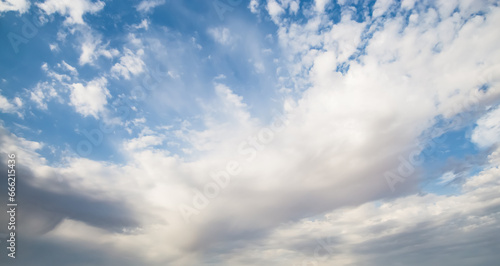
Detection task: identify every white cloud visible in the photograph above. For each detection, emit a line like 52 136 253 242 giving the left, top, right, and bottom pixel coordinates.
178 83 254 152
37 0 105 25
267 0 285 23
314 0 330 13
214 74 226 80
124 128 165 151
29 81 59 110
289 0 299 14
49 43 59 52
136 0 165 13
78 28 119 65
69 77 110 118
111 49 145 80
133 117 146 125
471 106 500 148
249 0 259 14
3 2 500 266
437 171 457 185
401 0 417 9
61 60 78 76
41 62 73 83
131 19 150 30
0 92 22 115
215 83 247 110
0 0 30 14
372 0 394 17
208 27 232 45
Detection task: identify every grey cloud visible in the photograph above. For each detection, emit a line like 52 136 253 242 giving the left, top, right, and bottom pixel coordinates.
0 155 139 237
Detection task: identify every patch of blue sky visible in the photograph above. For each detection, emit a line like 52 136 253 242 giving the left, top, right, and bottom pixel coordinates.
0 1 277 163
418 126 483 195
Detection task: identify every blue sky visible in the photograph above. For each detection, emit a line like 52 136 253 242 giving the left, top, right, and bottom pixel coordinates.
1 0 500 265
0 0 290 163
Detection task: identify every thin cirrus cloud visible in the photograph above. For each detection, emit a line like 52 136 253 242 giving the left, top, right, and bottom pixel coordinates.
0 0 499 265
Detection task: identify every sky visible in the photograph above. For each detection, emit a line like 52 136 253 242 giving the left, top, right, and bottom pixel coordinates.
0 0 500 265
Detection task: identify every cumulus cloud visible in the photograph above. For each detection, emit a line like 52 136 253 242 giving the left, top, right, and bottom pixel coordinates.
37 0 105 25
249 0 259 14
372 0 394 17
111 49 146 80
131 19 150 30
267 0 285 23
2 1 500 266
69 77 110 118
314 0 330 13
237 151 500 265
0 0 30 14
29 81 59 110
124 127 165 151
471 106 500 148
78 29 119 65
0 92 22 115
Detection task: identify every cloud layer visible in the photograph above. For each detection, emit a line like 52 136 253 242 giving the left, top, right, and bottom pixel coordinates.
0 0 499 265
